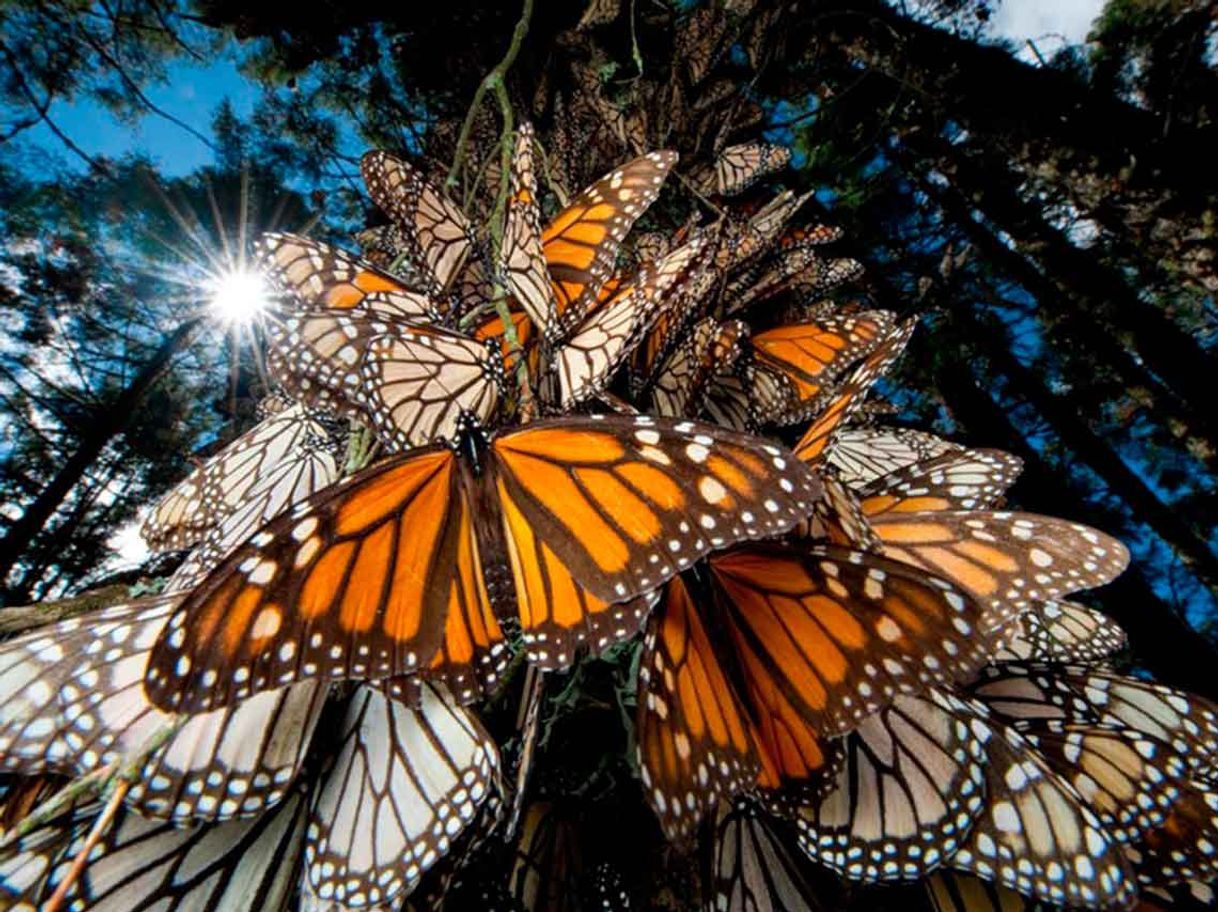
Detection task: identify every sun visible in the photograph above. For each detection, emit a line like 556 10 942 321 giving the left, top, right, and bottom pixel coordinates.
207 268 271 325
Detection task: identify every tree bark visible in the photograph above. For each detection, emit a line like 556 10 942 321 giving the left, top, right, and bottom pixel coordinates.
0 319 201 604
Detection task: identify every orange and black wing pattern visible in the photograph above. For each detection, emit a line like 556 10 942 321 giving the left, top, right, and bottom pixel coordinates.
858 449 1024 516
256 232 437 322
868 511 1130 632
636 577 767 840
792 320 917 467
361 150 473 294
146 447 467 712
542 151 677 342
709 543 992 737
490 414 821 606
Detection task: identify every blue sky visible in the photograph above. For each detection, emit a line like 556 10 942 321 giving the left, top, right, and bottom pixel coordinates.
18 52 257 176
9 1 1109 176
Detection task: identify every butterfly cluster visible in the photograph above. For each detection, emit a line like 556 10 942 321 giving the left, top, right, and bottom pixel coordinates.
0 128 1214 912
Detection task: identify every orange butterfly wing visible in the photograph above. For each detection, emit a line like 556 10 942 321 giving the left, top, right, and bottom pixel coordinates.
146 448 468 712
491 415 821 605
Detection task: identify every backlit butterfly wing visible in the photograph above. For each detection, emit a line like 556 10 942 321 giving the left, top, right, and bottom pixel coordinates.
858 449 1024 516
798 471 879 549
359 325 503 451
783 691 988 881
677 7 729 83
490 414 821 605
707 800 835 912
792 321 917 468
510 801 584 912
830 427 963 488
146 446 464 712
361 151 473 294
0 598 326 824
945 701 1136 909
716 190 813 274
3 788 308 912
256 232 436 321
542 151 677 342
709 544 992 737
991 600 1128 663
550 235 707 408
779 223 846 250
636 577 765 840
303 683 498 908
502 123 558 331
166 439 341 593
142 404 334 552
868 511 1130 633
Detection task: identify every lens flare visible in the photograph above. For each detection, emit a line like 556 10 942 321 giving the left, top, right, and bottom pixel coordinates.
208 268 270 324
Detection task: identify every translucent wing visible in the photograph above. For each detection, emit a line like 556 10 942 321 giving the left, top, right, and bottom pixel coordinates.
970 664 1218 785
858 449 1024 516
255 231 436 320
0 787 307 911
303 683 498 908
542 151 677 342
550 235 707 408
707 799 834 912
946 700 1136 909
502 123 558 331
361 151 473 293
927 871 1050 912
650 317 746 420
869 511 1130 633
142 404 335 552
0 598 326 823
491 414 821 605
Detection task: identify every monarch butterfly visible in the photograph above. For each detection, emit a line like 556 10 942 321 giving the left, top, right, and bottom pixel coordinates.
141 403 340 553
0 597 327 824
144 414 821 713
649 317 747 420
856 448 1024 516
943 699 1136 909
269 312 504 452
747 310 897 424
0 786 308 911
868 511 1130 633
705 799 837 912
695 142 791 197
778 223 846 251
927 871 1050 912
302 683 499 907
255 232 437 323
676 7 730 83
510 801 583 912
990 600 1128 664
577 0 619 29
724 251 863 316
792 320 918 467
829 427 964 488
361 150 474 297
716 190 814 274
782 690 988 881
969 664 1218 785
636 543 992 839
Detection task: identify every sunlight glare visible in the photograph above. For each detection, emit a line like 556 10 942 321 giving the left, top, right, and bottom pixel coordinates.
208 268 271 324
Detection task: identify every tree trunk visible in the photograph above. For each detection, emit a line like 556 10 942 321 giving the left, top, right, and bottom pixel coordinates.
0 319 201 604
